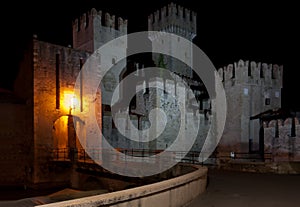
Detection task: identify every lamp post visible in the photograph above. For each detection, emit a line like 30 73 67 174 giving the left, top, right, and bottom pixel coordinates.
68 94 78 162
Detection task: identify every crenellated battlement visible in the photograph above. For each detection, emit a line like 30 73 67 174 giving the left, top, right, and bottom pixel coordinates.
148 2 197 39
264 117 300 140
72 8 128 52
264 117 300 162
264 117 299 129
72 8 128 33
218 59 283 88
134 75 209 115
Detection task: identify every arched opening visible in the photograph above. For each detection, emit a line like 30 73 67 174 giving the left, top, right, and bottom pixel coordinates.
53 115 69 160
52 115 85 161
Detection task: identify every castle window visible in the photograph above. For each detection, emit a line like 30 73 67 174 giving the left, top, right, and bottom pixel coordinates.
204 109 209 120
80 58 84 112
112 120 117 129
145 81 150 94
272 69 277 79
200 99 203 110
291 118 296 137
129 95 136 110
56 54 60 109
103 104 111 112
112 58 116 65
77 20 81 32
248 64 252 77
265 98 270 105
223 70 225 82
260 67 264 78
275 120 279 138
232 65 235 79
85 15 89 28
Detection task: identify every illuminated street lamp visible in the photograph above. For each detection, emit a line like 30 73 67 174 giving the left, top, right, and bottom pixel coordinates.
63 91 78 115
69 95 78 115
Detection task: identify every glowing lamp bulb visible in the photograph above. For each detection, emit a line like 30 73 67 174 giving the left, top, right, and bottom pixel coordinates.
70 95 78 110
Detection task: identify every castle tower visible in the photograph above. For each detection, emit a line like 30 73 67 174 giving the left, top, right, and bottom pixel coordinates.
72 8 127 53
148 2 197 78
72 8 128 105
218 60 283 154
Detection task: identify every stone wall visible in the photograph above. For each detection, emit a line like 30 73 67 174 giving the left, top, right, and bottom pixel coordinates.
13 38 103 186
72 8 127 53
6 6 126 187
148 2 197 79
218 60 283 153
73 8 127 106
39 165 208 207
102 76 210 152
0 101 31 186
31 39 91 184
148 2 197 39
264 117 300 161
0 40 35 187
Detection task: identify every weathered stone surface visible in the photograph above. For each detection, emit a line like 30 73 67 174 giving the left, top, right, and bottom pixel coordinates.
218 60 283 154
264 117 300 162
39 165 208 207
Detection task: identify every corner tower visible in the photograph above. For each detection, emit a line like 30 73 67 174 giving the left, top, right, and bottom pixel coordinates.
218 60 283 154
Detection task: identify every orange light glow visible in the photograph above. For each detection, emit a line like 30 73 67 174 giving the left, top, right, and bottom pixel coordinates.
62 91 78 113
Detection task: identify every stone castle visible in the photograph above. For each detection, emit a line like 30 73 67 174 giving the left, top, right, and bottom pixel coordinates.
0 2 299 188
218 60 283 154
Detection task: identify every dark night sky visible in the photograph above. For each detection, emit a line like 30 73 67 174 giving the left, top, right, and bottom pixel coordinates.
2 0 299 110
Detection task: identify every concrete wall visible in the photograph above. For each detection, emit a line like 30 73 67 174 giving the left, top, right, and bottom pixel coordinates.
39 165 207 207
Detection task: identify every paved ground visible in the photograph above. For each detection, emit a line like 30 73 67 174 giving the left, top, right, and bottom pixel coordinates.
189 168 300 207
0 188 108 207
1 168 300 207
